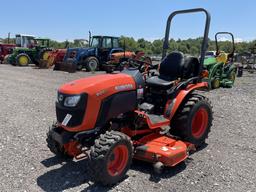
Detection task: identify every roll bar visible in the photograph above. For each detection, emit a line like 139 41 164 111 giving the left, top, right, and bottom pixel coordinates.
162 8 211 72
215 32 235 55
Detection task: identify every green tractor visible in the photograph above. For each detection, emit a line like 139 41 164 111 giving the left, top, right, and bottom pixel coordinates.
7 34 52 66
204 32 236 89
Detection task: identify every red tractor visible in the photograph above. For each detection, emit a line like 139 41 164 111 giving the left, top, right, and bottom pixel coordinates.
47 8 212 185
0 43 15 63
45 49 67 69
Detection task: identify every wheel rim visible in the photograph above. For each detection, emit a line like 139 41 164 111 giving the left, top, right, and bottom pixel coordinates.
42 51 50 60
107 144 129 176
19 56 29 65
191 107 209 138
213 79 220 88
88 60 97 70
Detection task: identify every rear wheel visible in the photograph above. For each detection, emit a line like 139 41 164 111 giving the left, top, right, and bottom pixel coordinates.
37 48 53 67
85 56 99 71
89 131 133 185
16 53 31 66
38 48 52 61
171 94 213 146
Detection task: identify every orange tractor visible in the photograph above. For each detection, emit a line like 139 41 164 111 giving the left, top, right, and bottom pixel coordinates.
46 8 212 185
104 50 152 73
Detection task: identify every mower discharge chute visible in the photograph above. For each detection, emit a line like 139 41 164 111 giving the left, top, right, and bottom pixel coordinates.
203 32 236 88
47 8 213 185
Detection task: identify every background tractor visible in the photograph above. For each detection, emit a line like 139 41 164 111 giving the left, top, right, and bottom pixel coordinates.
7 34 52 66
57 35 150 72
0 43 16 63
104 50 152 73
59 35 123 72
46 49 67 69
45 41 70 69
203 32 236 89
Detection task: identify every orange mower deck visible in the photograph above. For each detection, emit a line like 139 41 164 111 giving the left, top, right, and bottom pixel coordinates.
134 133 194 167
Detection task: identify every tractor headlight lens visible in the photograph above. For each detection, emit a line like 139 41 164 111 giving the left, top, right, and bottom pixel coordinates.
64 95 81 107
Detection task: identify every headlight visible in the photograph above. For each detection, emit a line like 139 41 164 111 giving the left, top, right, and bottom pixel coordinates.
64 95 81 107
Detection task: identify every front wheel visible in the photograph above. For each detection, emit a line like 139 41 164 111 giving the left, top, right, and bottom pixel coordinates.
46 130 71 159
88 131 133 185
16 53 31 66
171 94 213 146
85 56 99 72
211 78 220 89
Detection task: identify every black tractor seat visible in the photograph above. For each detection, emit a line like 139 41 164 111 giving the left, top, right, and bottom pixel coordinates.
146 51 200 89
146 76 175 89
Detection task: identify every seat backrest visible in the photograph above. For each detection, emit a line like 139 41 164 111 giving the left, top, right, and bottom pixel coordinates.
182 56 200 79
159 51 200 81
216 52 228 63
159 51 184 81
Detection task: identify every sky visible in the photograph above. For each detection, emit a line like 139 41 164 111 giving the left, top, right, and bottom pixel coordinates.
0 0 255 42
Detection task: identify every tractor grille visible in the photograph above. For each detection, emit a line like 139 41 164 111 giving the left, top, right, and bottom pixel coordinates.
56 93 87 127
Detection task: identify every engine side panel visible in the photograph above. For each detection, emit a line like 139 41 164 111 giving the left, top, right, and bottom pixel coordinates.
96 91 137 127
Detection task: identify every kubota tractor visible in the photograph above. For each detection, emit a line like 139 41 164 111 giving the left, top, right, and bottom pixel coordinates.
203 32 237 88
47 8 213 185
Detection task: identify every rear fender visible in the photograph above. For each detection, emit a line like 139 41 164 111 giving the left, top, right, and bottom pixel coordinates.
209 62 223 79
165 82 208 120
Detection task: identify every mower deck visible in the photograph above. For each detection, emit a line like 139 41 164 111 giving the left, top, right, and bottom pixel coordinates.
134 133 194 167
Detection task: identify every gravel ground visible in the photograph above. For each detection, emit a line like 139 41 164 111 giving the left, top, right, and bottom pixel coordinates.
0 64 256 192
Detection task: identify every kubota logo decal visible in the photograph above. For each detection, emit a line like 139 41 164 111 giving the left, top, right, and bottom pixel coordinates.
115 84 133 91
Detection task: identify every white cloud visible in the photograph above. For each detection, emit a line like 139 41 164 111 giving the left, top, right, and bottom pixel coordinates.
234 38 243 43
217 36 244 43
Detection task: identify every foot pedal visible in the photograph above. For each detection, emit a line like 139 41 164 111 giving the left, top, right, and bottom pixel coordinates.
160 125 170 135
147 114 168 124
146 114 170 129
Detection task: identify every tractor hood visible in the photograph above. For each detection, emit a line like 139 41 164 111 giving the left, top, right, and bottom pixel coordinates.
58 73 136 97
13 47 31 51
66 47 96 60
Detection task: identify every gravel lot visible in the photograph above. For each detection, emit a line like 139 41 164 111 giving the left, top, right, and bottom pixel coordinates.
0 64 256 192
